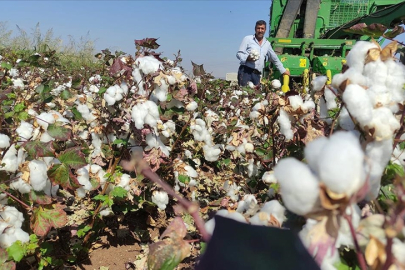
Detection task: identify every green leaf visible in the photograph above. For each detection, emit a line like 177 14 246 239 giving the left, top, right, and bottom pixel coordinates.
30 204 68 237
6 241 25 262
48 163 81 191
94 194 109 202
77 225 92 238
98 87 107 96
58 147 86 169
113 139 128 146
60 90 72 100
4 112 14 119
110 186 127 199
18 111 29 121
13 103 25 113
1 62 12 70
47 123 71 141
71 107 83 121
29 190 52 205
23 141 55 158
178 175 190 184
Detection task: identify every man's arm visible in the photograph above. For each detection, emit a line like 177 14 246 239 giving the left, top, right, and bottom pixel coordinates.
236 36 253 64
267 45 289 75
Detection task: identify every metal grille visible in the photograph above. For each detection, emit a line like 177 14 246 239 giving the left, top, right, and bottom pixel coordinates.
329 0 369 28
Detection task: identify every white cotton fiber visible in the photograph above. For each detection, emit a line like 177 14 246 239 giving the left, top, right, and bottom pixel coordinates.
203 144 221 162
118 174 131 191
145 133 170 157
260 200 286 225
304 136 328 174
288 95 303 111
29 160 48 191
76 104 96 123
277 109 293 141
271 79 281 89
365 139 393 200
152 79 169 102
0 134 10 148
311 76 327 92
274 158 320 216
136 56 161 75
338 107 355 130
1 144 18 172
324 87 337 110
345 41 379 72
368 107 400 140
343 84 373 127
317 131 365 197
10 175 32 194
262 171 277 184
16 121 34 141
152 190 169 210
186 101 198 111
36 112 56 130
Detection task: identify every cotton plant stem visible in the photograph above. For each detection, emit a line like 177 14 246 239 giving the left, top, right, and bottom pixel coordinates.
171 115 192 152
138 159 211 242
382 236 394 270
344 214 367 270
1 189 31 210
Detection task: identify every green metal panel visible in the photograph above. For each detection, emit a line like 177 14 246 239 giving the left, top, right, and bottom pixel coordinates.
312 56 346 76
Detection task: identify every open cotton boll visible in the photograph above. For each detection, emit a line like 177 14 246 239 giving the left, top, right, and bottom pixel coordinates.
36 112 56 130
29 160 48 191
262 171 277 184
12 78 24 89
304 136 328 174
368 107 400 140
236 194 257 213
40 131 54 143
99 207 114 217
274 158 320 216
118 174 131 191
1 144 18 172
288 95 304 110
271 79 281 89
203 144 221 162
0 134 10 148
186 101 198 111
324 87 337 110
131 100 160 129
302 98 315 111
247 81 255 89
152 190 169 210
338 106 356 131
365 139 393 200
277 109 293 141
132 68 145 95
346 41 379 71
136 55 161 75
43 179 59 197
343 84 373 127
261 200 286 224
145 133 170 157
364 59 388 86
223 181 240 201
317 131 365 197
10 175 32 194
311 76 327 92
76 104 96 123
16 121 34 142
152 79 169 102
366 85 391 109
91 133 102 158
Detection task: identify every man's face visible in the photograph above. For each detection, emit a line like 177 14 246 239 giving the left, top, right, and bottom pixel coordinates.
255 24 266 39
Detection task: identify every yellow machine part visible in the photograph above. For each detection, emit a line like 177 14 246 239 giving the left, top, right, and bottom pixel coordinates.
281 68 290 92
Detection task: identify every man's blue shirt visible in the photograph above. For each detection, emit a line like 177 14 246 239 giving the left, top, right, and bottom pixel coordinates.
236 35 286 74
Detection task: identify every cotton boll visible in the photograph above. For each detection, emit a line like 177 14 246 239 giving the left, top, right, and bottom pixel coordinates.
99 207 114 217
0 134 10 148
152 190 169 210
247 81 255 88
37 112 56 130
364 59 388 86
277 109 293 141
1 144 18 172
304 136 328 174
343 84 373 127
12 78 24 89
152 79 169 102
302 99 315 111
288 95 304 110
261 200 286 225
271 79 281 89
367 85 391 108
338 106 356 130
16 121 34 142
104 91 117 106
132 68 145 95
365 139 393 200
91 133 102 158
40 131 54 143
136 56 161 75
29 160 48 191
77 166 92 191
262 171 277 184
311 76 327 92
77 104 96 123
43 179 59 197
145 133 170 157
203 144 221 162
274 158 320 215
317 131 365 197
186 101 198 111
346 41 379 72
236 194 257 213
118 174 131 191
368 107 400 140
223 181 240 201
324 87 337 110
10 175 32 194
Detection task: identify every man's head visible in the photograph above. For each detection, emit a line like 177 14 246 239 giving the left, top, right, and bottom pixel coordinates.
255 20 266 40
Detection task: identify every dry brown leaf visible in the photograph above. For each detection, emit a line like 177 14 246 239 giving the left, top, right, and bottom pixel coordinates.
366 48 381 64
381 41 398 61
319 183 349 211
365 235 386 269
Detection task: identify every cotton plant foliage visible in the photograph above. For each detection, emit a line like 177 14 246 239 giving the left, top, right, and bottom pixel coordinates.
1 37 405 270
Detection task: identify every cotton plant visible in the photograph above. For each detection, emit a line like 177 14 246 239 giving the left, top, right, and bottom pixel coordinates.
173 158 199 191
190 117 222 162
0 205 30 248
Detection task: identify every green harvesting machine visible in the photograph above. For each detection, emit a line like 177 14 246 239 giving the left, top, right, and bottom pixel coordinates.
264 0 405 92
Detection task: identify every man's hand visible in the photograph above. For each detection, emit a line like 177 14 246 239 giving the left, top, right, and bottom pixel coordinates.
246 55 255 62
282 70 290 76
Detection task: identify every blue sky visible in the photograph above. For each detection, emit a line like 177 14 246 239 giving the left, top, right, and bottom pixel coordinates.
1 1 273 78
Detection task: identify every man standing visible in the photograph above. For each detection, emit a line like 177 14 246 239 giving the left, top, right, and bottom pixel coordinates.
236 20 290 86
